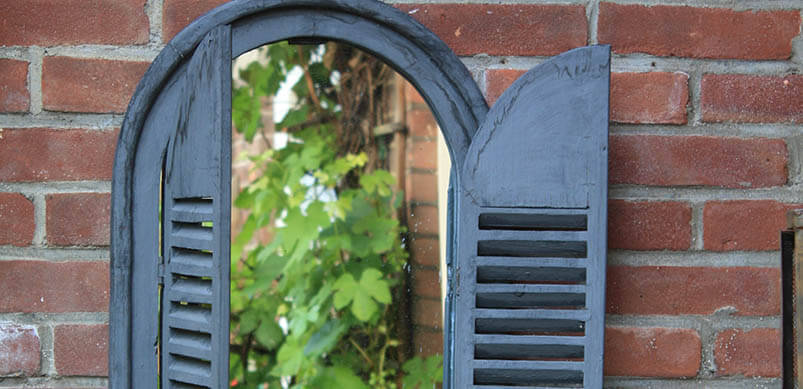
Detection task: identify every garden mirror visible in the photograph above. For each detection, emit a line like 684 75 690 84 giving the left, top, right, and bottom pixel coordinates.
111 1 610 388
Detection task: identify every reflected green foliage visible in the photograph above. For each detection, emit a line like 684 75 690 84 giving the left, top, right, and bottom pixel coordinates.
230 42 443 388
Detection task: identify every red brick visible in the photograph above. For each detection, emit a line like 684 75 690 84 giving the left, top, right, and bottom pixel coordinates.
607 266 780 316
163 0 229 41
0 0 148 46
611 72 688 124
486 69 524 106
412 268 442 299
0 194 34 247
0 323 40 376
409 205 439 236
608 200 691 251
47 193 111 247
0 59 29 113
395 4 587 56
610 135 788 188
604 327 700 377
0 129 117 182
406 109 438 138
54 324 108 376
409 172 438 204
413 298 442 329
42 57 149 113
409 140 437 170
598 4 801 60
413 328 443 357
409 237 440 267
488 70 689 124
704 200 801 251
0 261 109 313
715 328 781 377
701 74 803 124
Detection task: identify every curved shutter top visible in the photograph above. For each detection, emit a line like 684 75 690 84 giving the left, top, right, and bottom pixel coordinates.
461 45 610 208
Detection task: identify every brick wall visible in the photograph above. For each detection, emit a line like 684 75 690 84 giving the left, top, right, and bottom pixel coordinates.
0 0 800 387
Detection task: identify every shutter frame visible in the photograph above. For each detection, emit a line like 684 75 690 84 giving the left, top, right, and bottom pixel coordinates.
160 24 231 389
453 45 610 388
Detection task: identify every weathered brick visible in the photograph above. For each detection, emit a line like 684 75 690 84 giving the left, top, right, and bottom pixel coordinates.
413 328 443 357
413 297 442 329
395 4 587 56
487 70 689 124
163 0 229 41
409 140 438 170
610 135 788 188
408 204 439 236
701 74 803 124
409 172 438 204
0 261 109 313
704 200 801 251
485 69 523 107
604 327 700 377
608 200 691 251
611 72 688 124
411 267 442 299
409 237 440 267
0 59 29 113
0 129 117 182
607 266 780 316
46 193 111 247
598 3 801 59
0 323 40 376
406 109 438 138
42 57 149 113
0 0 148 46
715 328 781 377
54 324 108 376
0 194 35 247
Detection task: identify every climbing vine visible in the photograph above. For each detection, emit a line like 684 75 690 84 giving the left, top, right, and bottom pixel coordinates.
229 42 443 388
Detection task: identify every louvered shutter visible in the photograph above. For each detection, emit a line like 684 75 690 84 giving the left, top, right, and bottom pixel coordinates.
160 25 231 389
452 45 610 388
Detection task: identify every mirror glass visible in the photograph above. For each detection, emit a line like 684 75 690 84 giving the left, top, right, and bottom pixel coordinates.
229 41 449 388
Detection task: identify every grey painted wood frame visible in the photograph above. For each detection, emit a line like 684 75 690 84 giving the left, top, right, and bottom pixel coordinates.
111 0 610 387
112 1 486 388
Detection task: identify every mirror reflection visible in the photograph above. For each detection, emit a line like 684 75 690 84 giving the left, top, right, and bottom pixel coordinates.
229 41 449 388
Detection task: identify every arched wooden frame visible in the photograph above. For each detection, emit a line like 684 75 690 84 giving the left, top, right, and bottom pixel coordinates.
111 1 488 387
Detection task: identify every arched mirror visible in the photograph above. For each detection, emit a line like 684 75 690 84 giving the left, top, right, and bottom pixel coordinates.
228 41 449 387
111 1 610 388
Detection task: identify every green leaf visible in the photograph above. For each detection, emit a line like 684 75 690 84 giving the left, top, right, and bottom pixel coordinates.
332 273 357 310
238 310 260 334
311 365 369 389
351 290 377 321
255 319 283 350
360 268 391 304
304 320 346 356
402 354 443 389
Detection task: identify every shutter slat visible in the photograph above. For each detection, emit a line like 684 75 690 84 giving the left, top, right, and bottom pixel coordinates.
167 328 213 360
168 277 214 304
473 360 584 371
167 303 212 332
166 354 212 387
477 230 588 241
171 198 214 223
474 309 590 321
170 223 214 251
170 248 214 277
475 334 586 346
475 284 586 294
